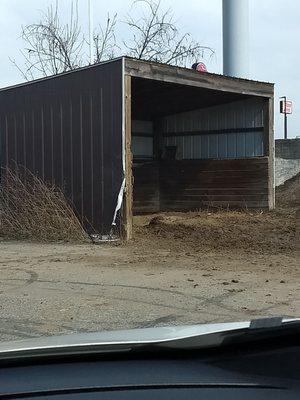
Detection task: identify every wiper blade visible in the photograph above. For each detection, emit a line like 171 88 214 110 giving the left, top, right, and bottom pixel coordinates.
0 317 299 361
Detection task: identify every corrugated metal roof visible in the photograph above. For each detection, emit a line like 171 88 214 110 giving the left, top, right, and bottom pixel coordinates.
0 58 124 93
0 56 274 94
126 57 274 86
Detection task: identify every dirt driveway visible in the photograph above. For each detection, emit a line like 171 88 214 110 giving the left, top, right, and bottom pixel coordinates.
0 209 299 342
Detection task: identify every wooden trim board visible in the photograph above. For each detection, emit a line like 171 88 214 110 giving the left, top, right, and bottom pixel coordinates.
122 74 133 240
263 97 275 209
125 58 274 98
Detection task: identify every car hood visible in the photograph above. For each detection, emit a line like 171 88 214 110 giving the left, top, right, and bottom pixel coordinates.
0 317 299 361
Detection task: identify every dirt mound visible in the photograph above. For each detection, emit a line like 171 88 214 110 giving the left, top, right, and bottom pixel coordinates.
276 172 300 207
133 210 297 254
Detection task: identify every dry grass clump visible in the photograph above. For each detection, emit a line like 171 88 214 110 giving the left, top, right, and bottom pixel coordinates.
0 167 89 242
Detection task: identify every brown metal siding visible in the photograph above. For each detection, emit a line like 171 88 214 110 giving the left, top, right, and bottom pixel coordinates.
0 59 123 235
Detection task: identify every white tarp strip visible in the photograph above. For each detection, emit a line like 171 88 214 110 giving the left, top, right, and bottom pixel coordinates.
111 178 126 226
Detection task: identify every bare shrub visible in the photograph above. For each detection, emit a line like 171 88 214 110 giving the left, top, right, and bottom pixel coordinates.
0 167 90 242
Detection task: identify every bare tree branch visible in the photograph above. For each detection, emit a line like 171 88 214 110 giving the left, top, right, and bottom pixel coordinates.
94 14 119 62
123 0 214 67
12 0 214 80
14 1 84 80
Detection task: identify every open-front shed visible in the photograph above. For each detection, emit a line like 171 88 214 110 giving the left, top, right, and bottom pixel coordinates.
0 57 274 240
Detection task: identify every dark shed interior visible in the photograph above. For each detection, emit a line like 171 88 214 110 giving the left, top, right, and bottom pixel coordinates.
130 76 270 214
131 77 250 119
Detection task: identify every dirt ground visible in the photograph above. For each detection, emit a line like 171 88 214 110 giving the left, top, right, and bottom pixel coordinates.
276 171 300 208
0 208 299 342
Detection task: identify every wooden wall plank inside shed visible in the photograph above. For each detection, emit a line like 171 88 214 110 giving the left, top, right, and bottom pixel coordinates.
133 157 270 214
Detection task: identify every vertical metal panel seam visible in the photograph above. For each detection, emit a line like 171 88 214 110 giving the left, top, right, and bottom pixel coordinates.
13 114 17 164
121 57 125 173
50 105 54 182
100 87 104 233
110 72 114 198
22 112 26 169
60 102 64 188
5 115 8 167
41 105 45 179
69 99 74 205
90 93 94 226
31 110 35 172
80 94 84 223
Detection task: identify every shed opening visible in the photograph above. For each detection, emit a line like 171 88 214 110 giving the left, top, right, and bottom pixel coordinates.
130 77 270 215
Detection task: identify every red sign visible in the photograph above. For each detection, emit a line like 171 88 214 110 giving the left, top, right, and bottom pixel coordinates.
280 100 293 114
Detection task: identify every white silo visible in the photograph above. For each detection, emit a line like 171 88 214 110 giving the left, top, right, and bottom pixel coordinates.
222 0 250 78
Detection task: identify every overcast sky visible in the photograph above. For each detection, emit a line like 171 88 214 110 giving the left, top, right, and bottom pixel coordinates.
0 0 299 138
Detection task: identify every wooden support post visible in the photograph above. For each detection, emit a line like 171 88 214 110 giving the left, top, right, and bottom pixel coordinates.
122 74 133 240
263 97 275 210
